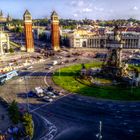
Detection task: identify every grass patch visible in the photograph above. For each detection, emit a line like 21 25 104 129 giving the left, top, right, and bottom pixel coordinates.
53 62 140 101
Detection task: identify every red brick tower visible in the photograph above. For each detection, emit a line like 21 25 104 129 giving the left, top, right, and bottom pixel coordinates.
23 10 34 53
51 11 60 51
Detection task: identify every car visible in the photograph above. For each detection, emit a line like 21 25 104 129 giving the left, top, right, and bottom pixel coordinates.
47 92 57 98
28 66 33 69
17 92 27 98
45 67 50 70
52 60 58 65
35 87 44 94
54 91 62 96
36 92 44 98
47 86 54 92
27 91 37 98
48 66 53 70
57 56 63 59
60 61 65 64
42 96 53 102
43 88 48 94
22 67 28 70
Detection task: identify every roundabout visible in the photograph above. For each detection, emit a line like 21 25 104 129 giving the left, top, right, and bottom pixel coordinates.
53 26 140 101
53 62 140 101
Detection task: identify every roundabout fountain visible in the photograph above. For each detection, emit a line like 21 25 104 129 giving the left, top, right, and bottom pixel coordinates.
80 25 140 87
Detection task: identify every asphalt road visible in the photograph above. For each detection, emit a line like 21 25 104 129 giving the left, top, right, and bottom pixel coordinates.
31 94 140 140
1 50 140 140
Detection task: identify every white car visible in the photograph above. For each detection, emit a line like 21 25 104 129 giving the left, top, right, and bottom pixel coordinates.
27 66 33 69
43 96 53 102
47 92 57 98
48 66 53 70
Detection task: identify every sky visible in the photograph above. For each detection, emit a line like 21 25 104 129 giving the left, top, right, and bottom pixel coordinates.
0 0 140 20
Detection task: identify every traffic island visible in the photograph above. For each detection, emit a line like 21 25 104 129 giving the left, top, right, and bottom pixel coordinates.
53 62 140 101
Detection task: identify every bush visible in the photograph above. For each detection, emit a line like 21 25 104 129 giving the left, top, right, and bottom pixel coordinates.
22 113 34 138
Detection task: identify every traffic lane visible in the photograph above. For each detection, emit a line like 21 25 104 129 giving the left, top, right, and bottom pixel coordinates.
35 94 140 140
32 112 48 140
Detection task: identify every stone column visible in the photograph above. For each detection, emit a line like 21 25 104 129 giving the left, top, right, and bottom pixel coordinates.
0 41 4 55
7 35 10 50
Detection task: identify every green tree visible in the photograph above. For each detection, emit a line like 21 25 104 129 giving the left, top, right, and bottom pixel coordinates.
9 48 14 53
39 32 46 41
8 100 20 124
15 26 23 33
22 113 34 138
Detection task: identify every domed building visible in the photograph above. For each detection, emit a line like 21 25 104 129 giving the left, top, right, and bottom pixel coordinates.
0 10 12 23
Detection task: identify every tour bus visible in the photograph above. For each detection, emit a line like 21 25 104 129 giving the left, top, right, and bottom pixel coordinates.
0 70 18 85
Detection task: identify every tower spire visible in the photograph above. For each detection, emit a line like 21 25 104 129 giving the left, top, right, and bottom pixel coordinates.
51 10 60 51
23 10 34 53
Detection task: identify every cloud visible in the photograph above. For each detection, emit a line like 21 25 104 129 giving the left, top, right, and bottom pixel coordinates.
133 6 138 10
82 8 92 12
70 0 93 18
73 13 78 17
94 6 104 12
77 0 84 7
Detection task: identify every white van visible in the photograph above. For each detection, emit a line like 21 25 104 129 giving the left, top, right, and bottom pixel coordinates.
35 87 44 97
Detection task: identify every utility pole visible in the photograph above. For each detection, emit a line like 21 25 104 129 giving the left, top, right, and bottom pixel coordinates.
96 121 102 140
59 65 60 78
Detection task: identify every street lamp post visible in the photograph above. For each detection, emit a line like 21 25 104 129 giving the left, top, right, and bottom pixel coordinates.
96 121 102 140
59 65 60 78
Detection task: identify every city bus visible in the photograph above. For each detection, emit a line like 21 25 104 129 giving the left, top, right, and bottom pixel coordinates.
0 70 18 85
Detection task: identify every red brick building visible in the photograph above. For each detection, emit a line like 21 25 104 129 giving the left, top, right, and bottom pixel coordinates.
51 11 60 51
23 10 34 53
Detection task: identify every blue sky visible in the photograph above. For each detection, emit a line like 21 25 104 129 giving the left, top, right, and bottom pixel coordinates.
0 0 140 20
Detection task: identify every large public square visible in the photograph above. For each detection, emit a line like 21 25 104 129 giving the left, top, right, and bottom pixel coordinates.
0 0 140 139
0 48 139 140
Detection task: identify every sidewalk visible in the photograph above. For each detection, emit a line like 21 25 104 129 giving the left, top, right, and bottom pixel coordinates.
0 104 11 132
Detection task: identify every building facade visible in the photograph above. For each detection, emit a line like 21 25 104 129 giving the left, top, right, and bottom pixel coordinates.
51 11 60 51
0 31 10 55
69 31 140 49
23 10 34 53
